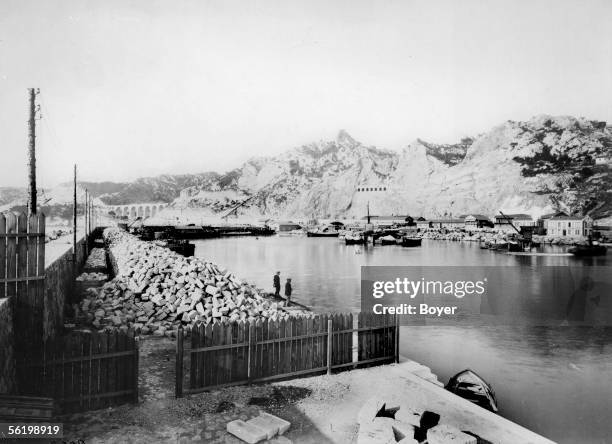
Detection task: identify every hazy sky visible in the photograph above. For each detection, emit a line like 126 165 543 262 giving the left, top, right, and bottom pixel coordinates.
1 0 611 187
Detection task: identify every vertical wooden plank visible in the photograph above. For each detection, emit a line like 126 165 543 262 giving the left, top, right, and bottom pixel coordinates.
133 335 140 403
237 321 246 381
267 318 275 377
290 317 297 373
0 214 6 300
212 322 223 387
247 321 254 382
189 324 198 390
176 327 184 397
5 213 17 300
16 213 28 334
27 214 38 344
36 214 46 341
118 330 128 404
327 319 332 375
106 330 117 408
305 317 313 370
204 323 213 387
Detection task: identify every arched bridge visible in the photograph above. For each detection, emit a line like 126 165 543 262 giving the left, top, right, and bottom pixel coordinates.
107 203 168 218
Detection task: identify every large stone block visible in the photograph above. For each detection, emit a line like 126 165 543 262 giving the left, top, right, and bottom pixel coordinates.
357 417 396 444
258 412 291 435
357 397 386 425
227 419 267 443
427 424 477 444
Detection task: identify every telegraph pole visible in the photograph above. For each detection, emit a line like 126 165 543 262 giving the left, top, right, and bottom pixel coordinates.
28 88 38 214
73 165 77 267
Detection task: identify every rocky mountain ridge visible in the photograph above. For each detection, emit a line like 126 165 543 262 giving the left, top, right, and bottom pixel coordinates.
1 115 610 220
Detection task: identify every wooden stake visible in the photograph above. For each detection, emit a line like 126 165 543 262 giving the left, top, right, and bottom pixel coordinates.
327 319 332 375
73 164 77 269
28 88 37 214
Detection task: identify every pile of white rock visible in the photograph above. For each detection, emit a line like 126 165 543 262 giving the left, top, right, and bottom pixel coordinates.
78 228 309 336
76 272 108 282
83 247 106 271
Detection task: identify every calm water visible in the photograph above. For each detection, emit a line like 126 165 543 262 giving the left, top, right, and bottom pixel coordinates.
194 236 612 443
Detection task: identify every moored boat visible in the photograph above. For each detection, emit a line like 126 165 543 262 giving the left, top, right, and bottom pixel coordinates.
569 244 607 256
306 226 340 237
345 232 366 245
379 234 398 245
401 236 422 247
446 369 498 413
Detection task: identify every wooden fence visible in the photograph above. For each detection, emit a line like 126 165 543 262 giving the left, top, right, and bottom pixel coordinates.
176 313 398 396
24 330 139 413
0 213 45 356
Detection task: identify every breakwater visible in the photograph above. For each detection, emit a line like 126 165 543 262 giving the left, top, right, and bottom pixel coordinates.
77 228 309 336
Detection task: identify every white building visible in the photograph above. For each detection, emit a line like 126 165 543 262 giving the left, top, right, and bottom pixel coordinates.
545 215 592 237
494 214 535 232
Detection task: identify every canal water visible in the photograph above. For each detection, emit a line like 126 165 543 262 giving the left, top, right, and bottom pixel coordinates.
194 236 612 443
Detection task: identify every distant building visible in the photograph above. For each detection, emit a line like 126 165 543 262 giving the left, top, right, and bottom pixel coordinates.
360 215 412 226
463 214 493 230
494 214 535 232
427 218 465 229
545 215 592 237
356 186 387 192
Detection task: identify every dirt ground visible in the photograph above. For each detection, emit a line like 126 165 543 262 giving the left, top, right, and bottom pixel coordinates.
60 337 550 444
61 337 335 443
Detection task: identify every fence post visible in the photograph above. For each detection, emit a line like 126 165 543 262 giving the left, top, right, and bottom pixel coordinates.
247 322 254 382
133 336 140 403
394 314 400 364
327 319 332 375
175 327 184 398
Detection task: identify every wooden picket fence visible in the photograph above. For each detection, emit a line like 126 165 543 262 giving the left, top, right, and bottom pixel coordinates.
24 329 139 413
176 312 398 396
0 212 46 360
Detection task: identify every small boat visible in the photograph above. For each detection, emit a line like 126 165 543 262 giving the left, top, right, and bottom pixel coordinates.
345 232 366 245
401 236 422 247
446 369 498 412
379 235 398 246
160 239 195 257
569 244 607 256
507 241 523 252
307 225 340 237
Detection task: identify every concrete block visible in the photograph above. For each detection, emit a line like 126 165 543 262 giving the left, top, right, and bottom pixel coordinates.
357 417 396 444
427 424 477 444
246 416 279 439
391 421 417 441
259 412 291 435
394 407 421 427
226 419 267 444
357 397 386 425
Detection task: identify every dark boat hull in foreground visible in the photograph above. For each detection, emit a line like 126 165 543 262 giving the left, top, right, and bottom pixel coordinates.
307 231 339 237
401 237 422 247
446 369 498 412
569 244 607 256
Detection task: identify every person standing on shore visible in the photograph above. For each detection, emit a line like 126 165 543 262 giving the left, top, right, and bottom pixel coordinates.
273 271 281 296
285 278 292 306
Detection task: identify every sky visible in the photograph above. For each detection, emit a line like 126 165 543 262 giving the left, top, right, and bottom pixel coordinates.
1 0 611 188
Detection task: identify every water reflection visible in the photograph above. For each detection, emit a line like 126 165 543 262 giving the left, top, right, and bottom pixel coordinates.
194 236 612 443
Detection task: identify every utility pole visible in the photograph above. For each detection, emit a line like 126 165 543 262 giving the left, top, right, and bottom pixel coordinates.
28 88 38 214
85 189 89 255
73 165 77 267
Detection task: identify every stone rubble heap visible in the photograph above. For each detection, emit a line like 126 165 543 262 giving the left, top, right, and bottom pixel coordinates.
83 247 106 271
357 398 477 444
78 228 308 336
76 272 108 282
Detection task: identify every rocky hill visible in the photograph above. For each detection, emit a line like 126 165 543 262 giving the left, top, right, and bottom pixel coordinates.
2 115 610 220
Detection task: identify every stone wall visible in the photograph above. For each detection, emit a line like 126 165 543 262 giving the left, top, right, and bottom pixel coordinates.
43 234 91 341
0 297 16 393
